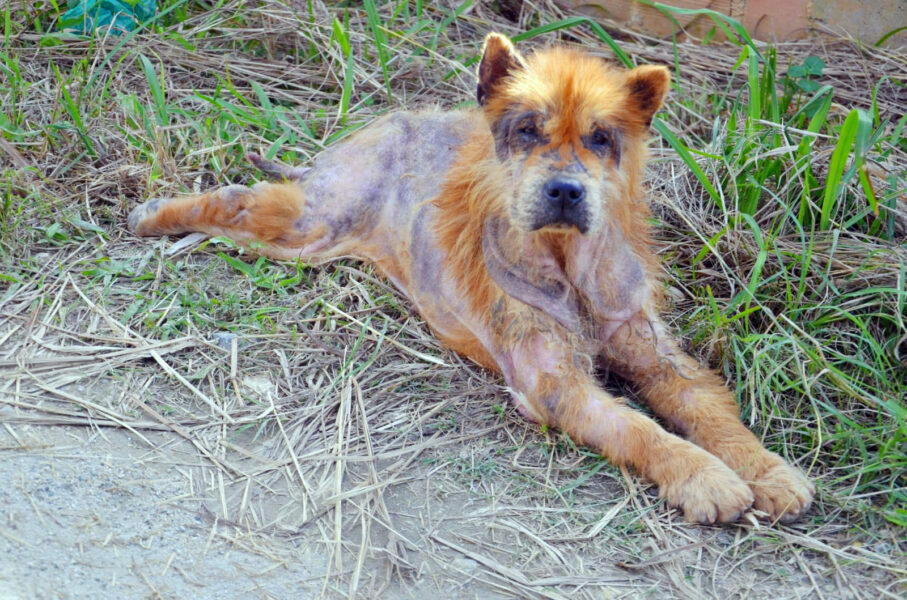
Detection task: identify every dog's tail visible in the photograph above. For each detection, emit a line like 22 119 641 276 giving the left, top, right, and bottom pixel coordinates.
248 152 310 182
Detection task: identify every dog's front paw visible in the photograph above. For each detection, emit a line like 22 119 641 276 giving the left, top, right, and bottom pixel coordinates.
748 452 814 523
660 457 754 524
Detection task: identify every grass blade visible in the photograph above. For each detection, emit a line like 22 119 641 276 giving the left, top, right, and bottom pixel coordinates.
876 25 907 46
654 117 723 210
139 54 167 126
363 0 392 101
820 109 858 228
52 62 96 157
333 17 354 125
821 109 873 228
512 17 633 68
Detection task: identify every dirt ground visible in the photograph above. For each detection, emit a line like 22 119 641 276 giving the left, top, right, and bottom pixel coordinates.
0 425 327 598
3 419 891 600
1 298 901 599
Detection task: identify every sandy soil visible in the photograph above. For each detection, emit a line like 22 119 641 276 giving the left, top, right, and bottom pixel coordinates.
2 388 895 599
0 424 331 599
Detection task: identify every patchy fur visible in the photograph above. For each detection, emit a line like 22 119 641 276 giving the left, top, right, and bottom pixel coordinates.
128 33 813 524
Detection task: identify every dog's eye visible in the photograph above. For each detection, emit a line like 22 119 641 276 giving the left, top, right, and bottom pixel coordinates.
516 121 538 142
588 128 613 151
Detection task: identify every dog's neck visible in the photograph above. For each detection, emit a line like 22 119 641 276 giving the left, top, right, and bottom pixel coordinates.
481 215 582 331
481 216 651 337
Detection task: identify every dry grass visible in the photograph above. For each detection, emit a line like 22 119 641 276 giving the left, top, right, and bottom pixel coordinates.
1 1 905 598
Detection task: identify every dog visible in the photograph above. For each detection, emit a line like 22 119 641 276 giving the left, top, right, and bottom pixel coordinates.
128 33 814 523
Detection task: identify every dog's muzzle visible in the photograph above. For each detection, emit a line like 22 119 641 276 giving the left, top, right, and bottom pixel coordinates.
532 176 589 233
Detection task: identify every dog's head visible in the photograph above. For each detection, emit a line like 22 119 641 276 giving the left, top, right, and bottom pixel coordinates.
476 33 669 236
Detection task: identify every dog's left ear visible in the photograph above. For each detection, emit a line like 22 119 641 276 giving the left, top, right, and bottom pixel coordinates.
625 65 671 127
477 33 526 106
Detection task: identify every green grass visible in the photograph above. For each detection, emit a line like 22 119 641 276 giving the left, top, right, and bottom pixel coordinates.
658 44 897 237
638 6 906 528
0 0 904 594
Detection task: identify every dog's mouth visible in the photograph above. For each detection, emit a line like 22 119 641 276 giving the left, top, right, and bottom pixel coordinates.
530 218 588 234
528 175 590 234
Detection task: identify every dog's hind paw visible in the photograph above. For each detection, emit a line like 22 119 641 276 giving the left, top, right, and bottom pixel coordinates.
128 197 167 235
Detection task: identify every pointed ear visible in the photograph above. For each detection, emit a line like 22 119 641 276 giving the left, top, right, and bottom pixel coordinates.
625 65 670 127
476 33 526 106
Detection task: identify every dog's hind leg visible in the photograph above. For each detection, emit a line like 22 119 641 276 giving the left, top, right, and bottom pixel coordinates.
128 181 350 261
128 182 300 238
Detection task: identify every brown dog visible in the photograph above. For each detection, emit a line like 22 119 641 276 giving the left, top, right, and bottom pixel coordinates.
128 34 813 523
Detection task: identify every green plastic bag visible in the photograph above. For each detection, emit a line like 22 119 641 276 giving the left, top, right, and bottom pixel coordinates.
59 0 157 34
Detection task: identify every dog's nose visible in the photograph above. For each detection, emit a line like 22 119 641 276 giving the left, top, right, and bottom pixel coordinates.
543 177 586 209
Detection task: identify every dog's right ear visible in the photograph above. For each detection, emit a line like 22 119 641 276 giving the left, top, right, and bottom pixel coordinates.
477 33 525 106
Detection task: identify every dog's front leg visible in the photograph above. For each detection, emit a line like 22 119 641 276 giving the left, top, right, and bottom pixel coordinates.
601 311 814 522
496 307 753 523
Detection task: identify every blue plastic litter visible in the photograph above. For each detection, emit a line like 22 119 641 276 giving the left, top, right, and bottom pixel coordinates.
59 0 157 34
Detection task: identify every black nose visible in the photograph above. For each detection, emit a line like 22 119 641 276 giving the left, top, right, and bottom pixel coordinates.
543 177 586 208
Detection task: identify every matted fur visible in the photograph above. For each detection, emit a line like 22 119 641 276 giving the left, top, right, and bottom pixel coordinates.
128 33 813 524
